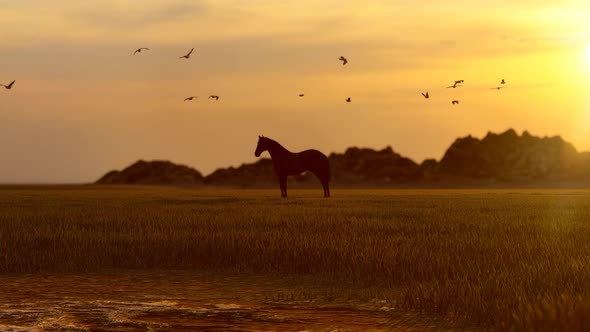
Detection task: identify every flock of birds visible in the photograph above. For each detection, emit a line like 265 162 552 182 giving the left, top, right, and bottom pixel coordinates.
1 48 508 106
0 48 222 102
423 78 508 105
137 47 222 102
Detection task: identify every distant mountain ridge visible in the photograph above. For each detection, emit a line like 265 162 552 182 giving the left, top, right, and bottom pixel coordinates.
96 129 590 187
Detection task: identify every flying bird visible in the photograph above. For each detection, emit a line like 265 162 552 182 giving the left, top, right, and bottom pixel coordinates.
491 87 507 90
299 94 305 97
133 48 149 55
421 92 429 99
179 48 194 59
454 80 464 85
346 97 351 103
446 82 462 89
452 100 459 105
1 80 15 89
209 95 220 100
501 79 506 84
184 96 197 101
338 56 348 65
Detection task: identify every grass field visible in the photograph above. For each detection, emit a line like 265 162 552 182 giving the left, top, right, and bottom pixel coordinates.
1 186 590 330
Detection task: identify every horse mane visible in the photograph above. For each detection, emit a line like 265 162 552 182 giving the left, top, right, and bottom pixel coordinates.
263 137 289 155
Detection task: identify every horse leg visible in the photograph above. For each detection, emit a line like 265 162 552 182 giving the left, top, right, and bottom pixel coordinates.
279 175 287 197
312 171 330 198
322 179 330 197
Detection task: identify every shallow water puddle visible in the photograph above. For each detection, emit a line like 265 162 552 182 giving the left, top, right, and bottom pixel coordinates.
0 271 447 331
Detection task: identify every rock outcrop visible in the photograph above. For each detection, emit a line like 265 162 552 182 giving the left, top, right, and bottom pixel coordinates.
328 146 422 185
436 129 588 182
203 159 276 187
96 160 204 185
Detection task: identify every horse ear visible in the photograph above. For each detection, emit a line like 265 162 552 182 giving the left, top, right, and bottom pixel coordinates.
258 135 261 139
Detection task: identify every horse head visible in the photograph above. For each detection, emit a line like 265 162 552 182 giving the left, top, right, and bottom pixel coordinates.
254 135 267 157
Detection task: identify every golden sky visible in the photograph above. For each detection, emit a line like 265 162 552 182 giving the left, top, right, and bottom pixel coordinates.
1 0 590 182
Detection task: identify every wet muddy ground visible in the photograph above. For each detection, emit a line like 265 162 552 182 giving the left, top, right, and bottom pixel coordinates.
0 271 463 331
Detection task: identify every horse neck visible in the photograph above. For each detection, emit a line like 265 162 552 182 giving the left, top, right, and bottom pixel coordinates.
266 140 290 159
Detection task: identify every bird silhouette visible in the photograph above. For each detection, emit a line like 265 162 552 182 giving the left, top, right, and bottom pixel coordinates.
446 82 462 89
421 92 429 99
346 97 351 102
133 48 149 55
184 96 197 101
339 56 348 65
501 79 506 84
490 87 507 90
209 95 220 100
454 80 464 85
1 80 15 89
299 94 305 97
452 100 459 105
179 48 194 59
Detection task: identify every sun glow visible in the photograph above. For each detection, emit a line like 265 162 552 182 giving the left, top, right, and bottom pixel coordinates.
587 43 590 64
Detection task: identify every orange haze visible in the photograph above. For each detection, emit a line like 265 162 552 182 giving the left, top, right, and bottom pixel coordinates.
1 0 590 182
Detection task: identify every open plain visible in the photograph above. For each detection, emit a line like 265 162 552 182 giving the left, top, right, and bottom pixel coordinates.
1 186 590 331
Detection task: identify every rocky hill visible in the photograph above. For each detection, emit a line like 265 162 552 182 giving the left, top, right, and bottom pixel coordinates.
95 130 590 187
204 159 276 187
96 160 204 185
328 146 422 185
432 129 590 183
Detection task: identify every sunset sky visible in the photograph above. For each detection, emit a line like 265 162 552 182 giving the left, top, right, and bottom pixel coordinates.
1 0 590 183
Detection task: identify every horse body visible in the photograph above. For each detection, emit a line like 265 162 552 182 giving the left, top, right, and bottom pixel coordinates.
255 136 331 197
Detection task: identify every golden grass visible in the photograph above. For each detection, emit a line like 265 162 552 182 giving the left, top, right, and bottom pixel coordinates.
1 186 590 329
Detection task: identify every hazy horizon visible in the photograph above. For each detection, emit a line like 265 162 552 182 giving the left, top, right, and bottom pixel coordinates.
2 0 590 183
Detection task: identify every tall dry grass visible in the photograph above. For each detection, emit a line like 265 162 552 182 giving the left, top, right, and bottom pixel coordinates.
1 186 590 329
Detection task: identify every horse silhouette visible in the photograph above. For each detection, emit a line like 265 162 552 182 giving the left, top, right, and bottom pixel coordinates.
254 136 331 197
